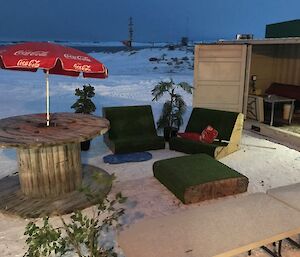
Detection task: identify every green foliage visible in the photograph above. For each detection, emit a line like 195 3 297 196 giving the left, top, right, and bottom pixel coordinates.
24 173 126 257
71 84 96 114
25 217 70 257
151 79 193 130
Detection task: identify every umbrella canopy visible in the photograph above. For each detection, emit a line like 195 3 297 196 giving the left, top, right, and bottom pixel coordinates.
0 42 108 126
0 42 108 78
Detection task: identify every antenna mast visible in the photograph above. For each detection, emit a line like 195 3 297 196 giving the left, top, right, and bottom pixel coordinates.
128 16 133 48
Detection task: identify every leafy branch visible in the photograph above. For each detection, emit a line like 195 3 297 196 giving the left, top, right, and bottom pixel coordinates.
24 173 126 257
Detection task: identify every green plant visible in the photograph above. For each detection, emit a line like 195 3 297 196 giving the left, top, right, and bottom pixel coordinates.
24 173 126 257
71 84 96 114
151 79 193 131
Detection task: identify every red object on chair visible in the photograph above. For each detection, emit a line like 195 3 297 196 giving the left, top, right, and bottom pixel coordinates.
200 126 218 143
177 132 201 141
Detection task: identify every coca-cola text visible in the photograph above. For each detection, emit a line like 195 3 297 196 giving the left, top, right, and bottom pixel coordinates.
73 63 91 72
14 50 48 57
17 59 41 68
64 54 91 62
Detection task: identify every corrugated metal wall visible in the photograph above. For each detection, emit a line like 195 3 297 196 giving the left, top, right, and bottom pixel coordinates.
251 44 300 94
275 44 300 85
251 45 277 93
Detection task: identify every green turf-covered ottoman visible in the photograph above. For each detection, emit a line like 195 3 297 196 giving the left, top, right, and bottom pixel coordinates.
153 154 248 204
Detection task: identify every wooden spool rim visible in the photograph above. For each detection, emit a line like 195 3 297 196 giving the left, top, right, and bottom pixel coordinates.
0 165 112 218
0 112 110 148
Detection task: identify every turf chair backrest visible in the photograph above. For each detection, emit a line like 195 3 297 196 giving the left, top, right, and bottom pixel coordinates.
185 108 239 141
103 105 158 140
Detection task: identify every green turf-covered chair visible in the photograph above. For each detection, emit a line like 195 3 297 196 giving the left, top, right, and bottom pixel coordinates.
102 105 165 154
169 108 244 159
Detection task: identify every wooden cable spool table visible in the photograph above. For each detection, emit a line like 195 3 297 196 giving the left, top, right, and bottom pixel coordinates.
0 112 111 217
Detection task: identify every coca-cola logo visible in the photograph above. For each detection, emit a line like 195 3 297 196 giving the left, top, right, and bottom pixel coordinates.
64 54 91 62
17 59 41 68
73 63 91 72
14 50 48 57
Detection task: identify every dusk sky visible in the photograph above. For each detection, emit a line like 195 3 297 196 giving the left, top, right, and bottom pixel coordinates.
1 0 300 43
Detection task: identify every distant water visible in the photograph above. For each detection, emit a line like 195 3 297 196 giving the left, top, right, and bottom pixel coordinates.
73 45 162 53
0 41 167 53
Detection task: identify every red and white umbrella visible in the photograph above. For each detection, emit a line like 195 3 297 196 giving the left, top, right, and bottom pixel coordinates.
0 42 108 126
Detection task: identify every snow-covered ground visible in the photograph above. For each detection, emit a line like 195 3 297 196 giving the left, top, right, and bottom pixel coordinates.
0 47 193 178
0 46 300 256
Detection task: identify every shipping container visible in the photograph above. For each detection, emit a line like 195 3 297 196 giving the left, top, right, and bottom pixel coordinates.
193 38 300 148
194 38 300 114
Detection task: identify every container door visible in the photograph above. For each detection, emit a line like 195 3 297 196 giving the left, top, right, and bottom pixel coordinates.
193 44 248 113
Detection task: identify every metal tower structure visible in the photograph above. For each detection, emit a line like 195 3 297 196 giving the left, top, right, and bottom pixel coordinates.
128 17 133 47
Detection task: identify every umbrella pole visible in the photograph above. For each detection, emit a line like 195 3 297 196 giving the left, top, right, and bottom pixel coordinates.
46 70 50 127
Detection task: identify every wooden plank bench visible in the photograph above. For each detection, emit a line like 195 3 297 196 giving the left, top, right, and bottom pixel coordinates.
267 183 300 212
118 193 300 257
267 183 300 249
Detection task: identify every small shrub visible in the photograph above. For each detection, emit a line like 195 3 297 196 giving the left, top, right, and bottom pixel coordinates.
71 84 96 114
24 173 126 257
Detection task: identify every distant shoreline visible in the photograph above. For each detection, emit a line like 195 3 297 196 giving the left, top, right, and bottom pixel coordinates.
73 45 163 53
0 41 168 53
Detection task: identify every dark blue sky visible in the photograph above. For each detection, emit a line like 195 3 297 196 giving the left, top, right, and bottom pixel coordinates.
1 0 300 42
